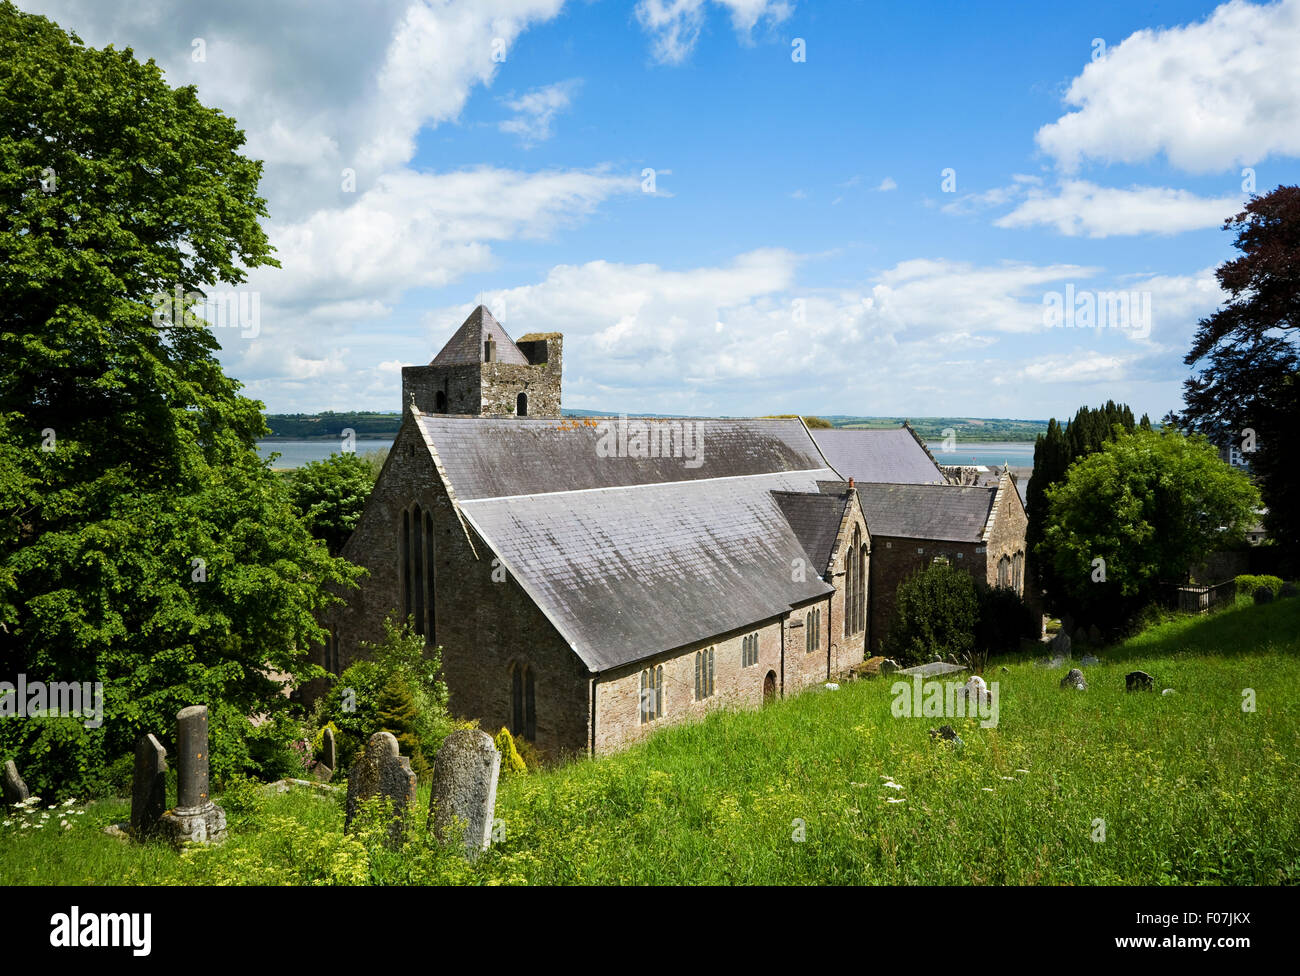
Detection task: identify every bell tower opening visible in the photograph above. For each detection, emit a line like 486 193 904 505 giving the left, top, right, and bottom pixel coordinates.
516 392 528 417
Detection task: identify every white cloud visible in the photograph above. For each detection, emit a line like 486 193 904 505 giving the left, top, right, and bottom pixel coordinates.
635 0 793 64
1036 0 1300 173
996 181 1243 237
875 177 898 192
499 79 582 145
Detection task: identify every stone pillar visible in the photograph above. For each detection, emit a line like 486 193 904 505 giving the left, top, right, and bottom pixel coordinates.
158 705 226 846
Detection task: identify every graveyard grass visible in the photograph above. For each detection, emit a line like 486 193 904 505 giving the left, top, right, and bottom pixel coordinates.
3 598 1297 885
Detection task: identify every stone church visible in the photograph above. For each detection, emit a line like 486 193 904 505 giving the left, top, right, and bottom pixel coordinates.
319 306 1027 757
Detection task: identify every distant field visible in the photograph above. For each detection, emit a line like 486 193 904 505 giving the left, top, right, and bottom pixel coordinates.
263 410 1050 443
5 599 1296 885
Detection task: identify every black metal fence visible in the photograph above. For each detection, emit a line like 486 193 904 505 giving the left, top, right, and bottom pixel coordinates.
1161 579 1237 614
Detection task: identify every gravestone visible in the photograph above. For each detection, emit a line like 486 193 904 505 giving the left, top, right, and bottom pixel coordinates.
157 705 227 846
345 731 418 847
1059 668 1087 691
3 759 30 805
1254 587 1274 605
1126 670 1155 692
1049 631 1072 659
928 725 964 749
1087 624 1102 644
313 727 337 783
429 729 501 858
130 734 168 837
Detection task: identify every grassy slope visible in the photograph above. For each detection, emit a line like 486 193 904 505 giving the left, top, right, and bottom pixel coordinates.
4 600 1297 885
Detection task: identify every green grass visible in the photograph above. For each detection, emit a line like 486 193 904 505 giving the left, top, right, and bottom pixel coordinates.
4 600 1298 885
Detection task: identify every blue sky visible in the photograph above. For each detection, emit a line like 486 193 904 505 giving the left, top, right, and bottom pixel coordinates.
20 0 1300 420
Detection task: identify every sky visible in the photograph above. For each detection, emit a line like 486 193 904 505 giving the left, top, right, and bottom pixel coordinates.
17 0 1300 421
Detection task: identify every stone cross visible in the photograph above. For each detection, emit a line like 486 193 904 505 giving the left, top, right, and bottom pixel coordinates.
130 734 168 837
158 705 226 846
429 729 501 859
345 731 418 847
3 759 30 806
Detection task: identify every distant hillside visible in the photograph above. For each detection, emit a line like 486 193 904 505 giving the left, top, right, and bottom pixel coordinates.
262 410 1049 442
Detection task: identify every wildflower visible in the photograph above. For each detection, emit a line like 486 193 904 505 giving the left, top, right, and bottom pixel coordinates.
885 797 905 804
883 781 904 790
1015 768 1030 774
61 820 71 829
981 787 994 792
1000 776 1015 781
62 799 76 807
2 820 11 827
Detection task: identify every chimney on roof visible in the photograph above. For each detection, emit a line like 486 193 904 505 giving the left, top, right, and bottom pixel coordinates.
848 477 855 492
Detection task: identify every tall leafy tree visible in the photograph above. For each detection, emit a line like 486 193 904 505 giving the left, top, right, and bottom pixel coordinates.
1173 185 1300 571
1025 401 1146 609
0 3 360 792
289 450 386 556
1044 429 1258 629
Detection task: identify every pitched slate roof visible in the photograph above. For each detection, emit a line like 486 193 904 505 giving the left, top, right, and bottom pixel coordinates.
430 305 530 366
415 415 833 501
416 416 838 672
811 427 946 484
771 490 850 577
850 482 997 543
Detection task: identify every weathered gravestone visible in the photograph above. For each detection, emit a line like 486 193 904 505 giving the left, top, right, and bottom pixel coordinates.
3 759 30 805
1126 670 1155 692
1254 587 1274 605
130 734 168 837
158 705 227 846
313 727 337 783
1060 668 1087 691
1050 630 1072 659
1087 624 1102 645
429 729 501 859
345 731 418 847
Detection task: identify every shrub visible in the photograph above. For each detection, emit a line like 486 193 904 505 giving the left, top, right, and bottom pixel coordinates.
1236 574 1283 599
1255 587 1275 605
495 727 527 776
311 615 454 777
975 586 1038 656
882 563 978 666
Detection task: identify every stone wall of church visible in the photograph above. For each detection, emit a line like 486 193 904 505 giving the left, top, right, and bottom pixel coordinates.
824 493 869 674
592 615 787 755
318 415 591 759
983 474 1028 592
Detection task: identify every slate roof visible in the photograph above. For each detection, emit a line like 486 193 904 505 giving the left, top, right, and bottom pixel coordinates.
811 428 946 484
771 490 850 577
429 305 530 366
415 415 833 501
851 482 997 543
416 415 839 672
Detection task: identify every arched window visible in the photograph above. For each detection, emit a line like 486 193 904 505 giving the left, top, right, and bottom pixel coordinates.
694 647 715 700
1012 551 1024 593
434 390 448 413
639 665 664 723
997 554 1011 588
510 663 536 740
325 627 340 676
857 540 867 634
400 503 436 641
516 392 528 417
742 633 758 667
845 527 865 637
805 608 821 653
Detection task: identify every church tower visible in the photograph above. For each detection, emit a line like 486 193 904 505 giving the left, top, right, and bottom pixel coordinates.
401 305 562 418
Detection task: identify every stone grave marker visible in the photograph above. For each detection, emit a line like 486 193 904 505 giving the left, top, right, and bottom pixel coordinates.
345 731 417 847
313 726 337 783
130 733 168 837
1059 668 1087 691
1126 670 1155 692
429 729 501 859
3 759 30 805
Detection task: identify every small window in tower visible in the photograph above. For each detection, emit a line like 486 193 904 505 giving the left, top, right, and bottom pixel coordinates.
516 392 528 417
435 390 447 413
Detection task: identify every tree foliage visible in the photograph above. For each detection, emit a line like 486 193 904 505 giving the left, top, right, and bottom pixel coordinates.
288 450 384 556
1025 401 1148 606
1043 429 1258 627
0 4 360 793
1173 185 1300 572
882 562 978 665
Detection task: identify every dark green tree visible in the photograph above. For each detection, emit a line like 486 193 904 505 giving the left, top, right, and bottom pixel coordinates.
1172 185 1300 573
0 4 360 793
882 562 978 666
1025 401 1144 609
